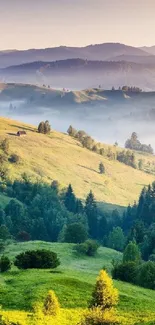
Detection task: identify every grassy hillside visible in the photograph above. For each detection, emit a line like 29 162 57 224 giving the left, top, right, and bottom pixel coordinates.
0 241 155 324
0 117 155 207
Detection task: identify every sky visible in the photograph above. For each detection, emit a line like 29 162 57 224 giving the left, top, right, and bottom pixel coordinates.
0 0 155 50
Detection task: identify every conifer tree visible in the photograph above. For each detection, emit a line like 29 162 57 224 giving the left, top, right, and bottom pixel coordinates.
43 290 60 316
85 191 98 239
91 270 119 310
99 162 105 174
64 184 76 213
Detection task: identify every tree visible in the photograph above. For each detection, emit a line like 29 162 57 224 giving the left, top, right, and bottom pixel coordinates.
64 184 76 213
14 249 60 269
38 121 45 134
138 159 144 170
123 241 141 264
112 261 137 284
43 290 60 316
67 125 77 137
1 138 9 155
107 227 125 252
137 261 155 289
0 225 10 241
75 240 99 256
85 191 98 239
99 162 105 174
90 270 119 310
64 223 87 243
0 256 11 272
44 120 51 134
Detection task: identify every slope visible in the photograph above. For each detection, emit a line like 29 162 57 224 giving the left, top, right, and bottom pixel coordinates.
0 117 154 207
0 241 155 324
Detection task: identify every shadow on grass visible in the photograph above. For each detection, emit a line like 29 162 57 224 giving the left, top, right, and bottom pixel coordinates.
50 270 63 274
78 164 99 174
10 124 36 132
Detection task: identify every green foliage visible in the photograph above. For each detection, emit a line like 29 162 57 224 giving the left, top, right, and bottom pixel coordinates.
123 241 141 263
75 240 99 256
43 290 60 316
64 223 88 243
112 261 137 284
107 227 125 252
14 249 60 269
137 261 155 289
0 255 11 272
85 191 98 239
0 225 10 241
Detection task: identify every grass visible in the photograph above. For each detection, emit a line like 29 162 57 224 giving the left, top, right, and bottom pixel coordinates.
0 117 155 208
0 241 155 324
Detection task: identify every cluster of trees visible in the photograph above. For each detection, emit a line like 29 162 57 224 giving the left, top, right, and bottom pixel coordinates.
113 241 155 290
125 132 153 154
112 86 142 92
67 126 138 170
38 120 51 134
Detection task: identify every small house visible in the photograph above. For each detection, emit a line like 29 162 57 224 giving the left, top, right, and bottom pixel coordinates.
17 131 27 137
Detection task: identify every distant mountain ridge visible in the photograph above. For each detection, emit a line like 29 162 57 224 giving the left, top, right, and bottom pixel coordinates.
1 58 155 90
0 42 152 68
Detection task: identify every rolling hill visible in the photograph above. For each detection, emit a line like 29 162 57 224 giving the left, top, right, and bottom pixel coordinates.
1 58 155 90
0 241 155 324
0 117 155 208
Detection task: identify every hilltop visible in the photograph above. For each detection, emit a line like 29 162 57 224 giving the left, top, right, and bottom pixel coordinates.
0 117 155 207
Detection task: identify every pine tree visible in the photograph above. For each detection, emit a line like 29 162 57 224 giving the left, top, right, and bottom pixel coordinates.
64 184 76 213
85 191 98 239
43 290 60 316
90 270 119 310
99 162 105 174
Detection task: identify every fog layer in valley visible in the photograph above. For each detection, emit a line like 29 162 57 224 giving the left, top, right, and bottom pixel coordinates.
0 97 155 150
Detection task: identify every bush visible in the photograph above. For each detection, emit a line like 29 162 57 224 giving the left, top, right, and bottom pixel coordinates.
9 154 20 164
137 261 155 289
75 240 99 256
14 249 60 269
43 290 60 316
112 261 137 284
0 255 11 272
0 240 5 252
16 231 30 242
81 307 120 325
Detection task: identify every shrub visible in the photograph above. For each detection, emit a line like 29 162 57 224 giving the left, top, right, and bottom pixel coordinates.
9 154 20 164
0 256 11 272
43 290 60 316
90 270 119 310
75 240 99 256
0 240 5 252
112 261 137 284
137 261 155 289
81 307 120 325
14 249 60 269
1 138 9 155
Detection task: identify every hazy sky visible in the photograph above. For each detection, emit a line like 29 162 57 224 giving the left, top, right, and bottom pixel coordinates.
0 0 155 50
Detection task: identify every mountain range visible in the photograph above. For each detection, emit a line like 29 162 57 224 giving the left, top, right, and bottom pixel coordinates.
1 42 155 90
